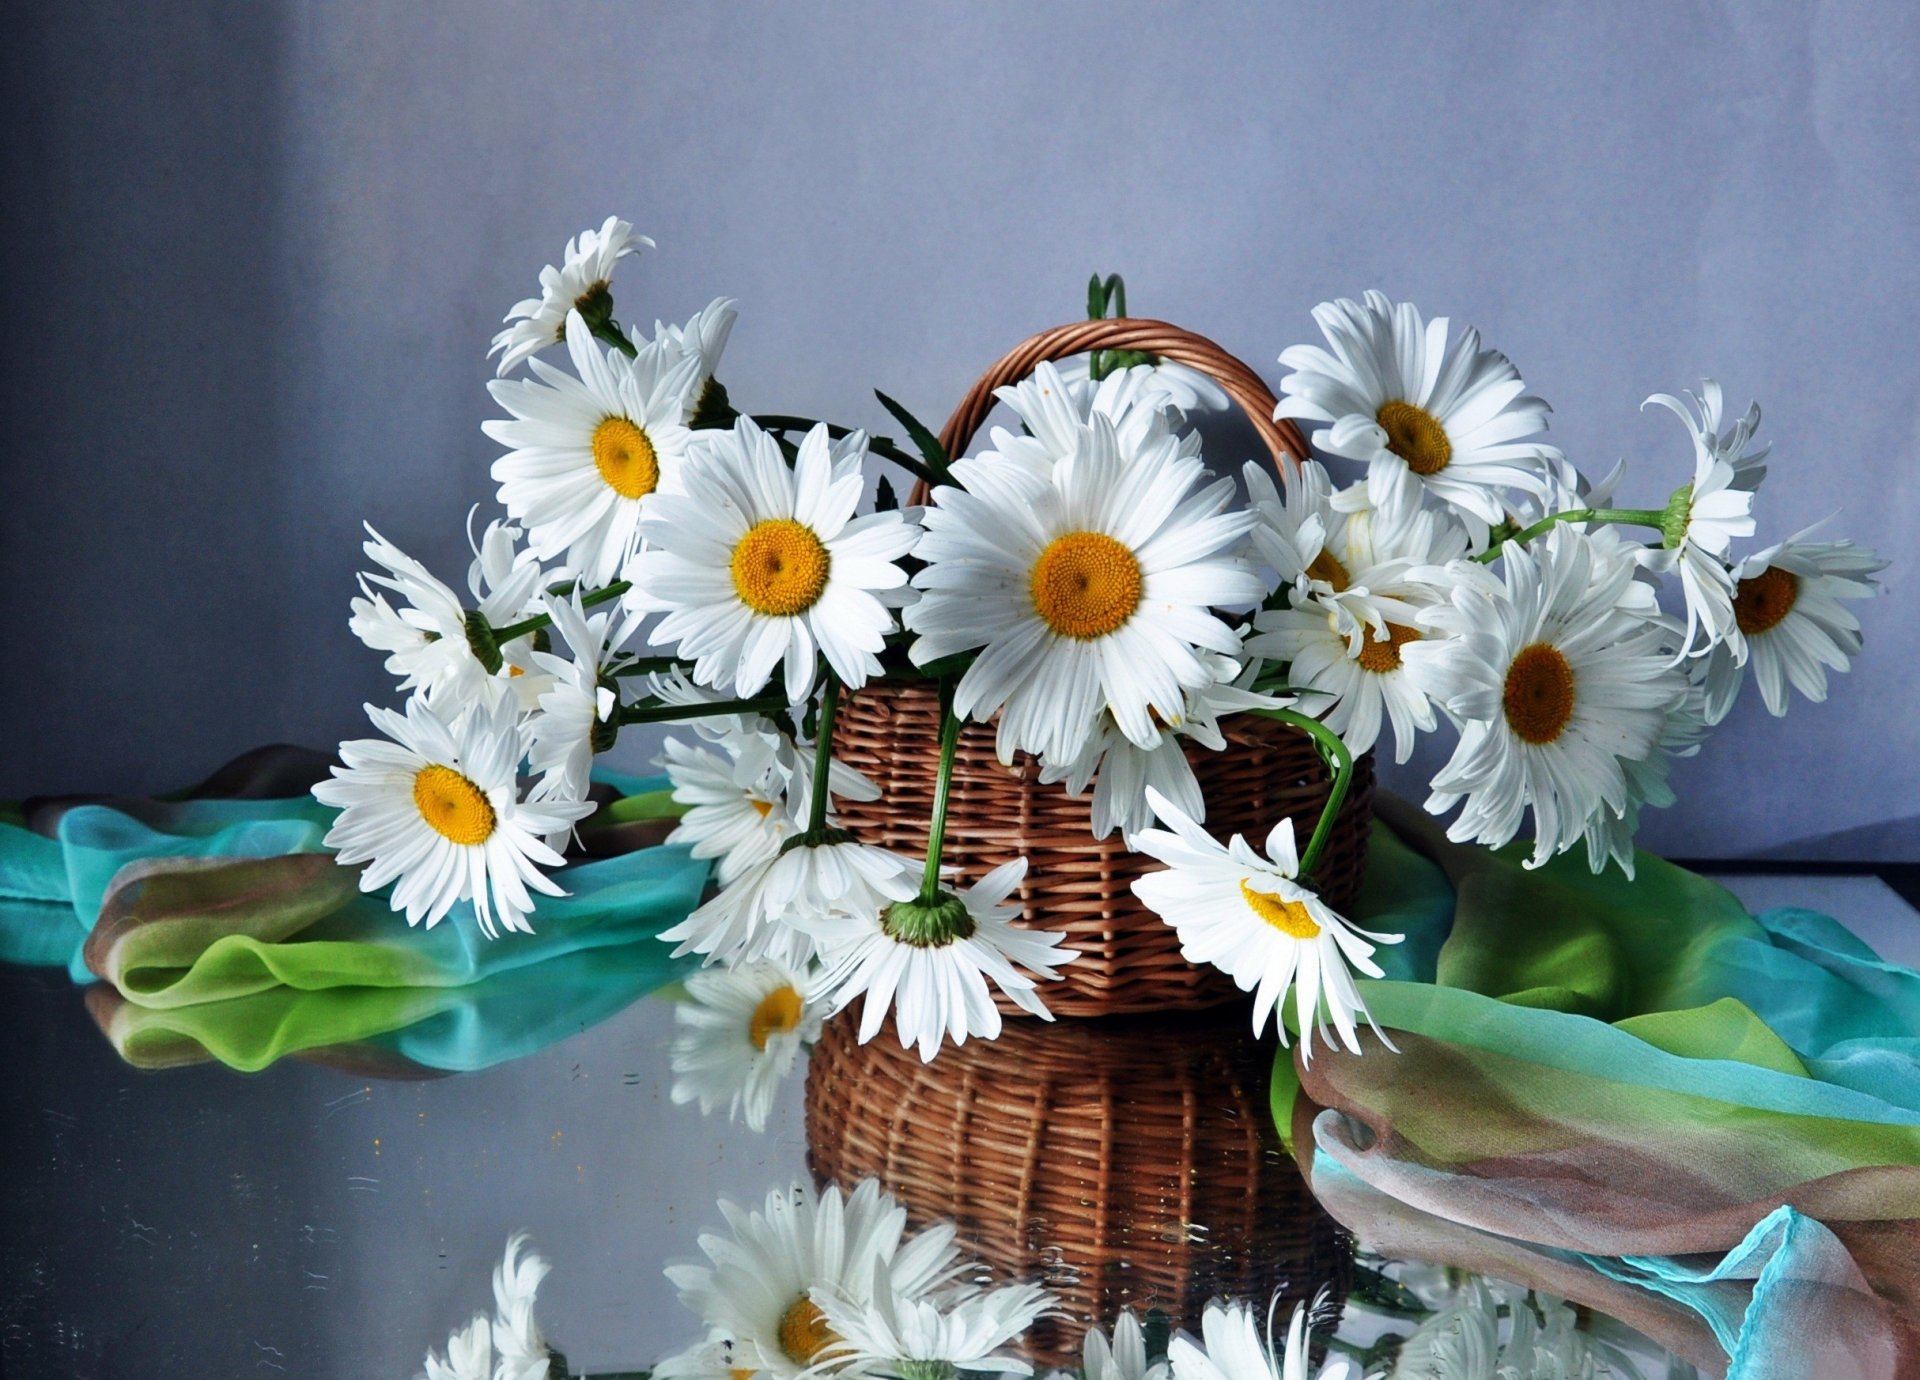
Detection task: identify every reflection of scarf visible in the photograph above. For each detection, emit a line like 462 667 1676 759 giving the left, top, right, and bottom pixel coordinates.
0 750 706 1074
1283 796 1920 1378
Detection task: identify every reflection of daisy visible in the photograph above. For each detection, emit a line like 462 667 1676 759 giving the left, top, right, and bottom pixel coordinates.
671 960 824 1132
1409 526 1685 868
1275 291 1559 526
908 410 1262 765
666 1181 966 1380
800 860 1077 1063
314 696 593 936
1168 1294 1357 1380
1130 789 1397 1055
815 1256 1052 1377
629 419 918 703
487 310 702 587
490 215 653 376
1038 654 1288 841
422 1314 495 1380
490 1233 553 1380
1703 531 1885 720
1079 1311 1169 1380
525 591 639 811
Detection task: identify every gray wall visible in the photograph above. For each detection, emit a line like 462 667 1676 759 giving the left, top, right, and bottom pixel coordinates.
5 1 1916 859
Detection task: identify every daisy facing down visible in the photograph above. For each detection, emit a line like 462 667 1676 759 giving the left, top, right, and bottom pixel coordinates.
1168 1294 1360 1380
489 214 653 376
312 694 594 937
629 418 919 704
812 1255 1055 1380
1129 789 1399 1057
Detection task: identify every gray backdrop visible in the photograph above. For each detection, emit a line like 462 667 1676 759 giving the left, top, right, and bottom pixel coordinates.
5 1 1916 859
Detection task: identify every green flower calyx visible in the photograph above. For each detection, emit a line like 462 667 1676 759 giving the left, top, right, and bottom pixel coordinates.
881 891 975 948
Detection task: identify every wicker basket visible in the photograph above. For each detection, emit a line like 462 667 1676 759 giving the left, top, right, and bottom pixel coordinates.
805 1003 1351 1368
831 318 1375 1016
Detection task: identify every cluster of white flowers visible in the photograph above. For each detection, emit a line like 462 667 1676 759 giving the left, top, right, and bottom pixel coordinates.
417 1233 554 1380
323 222 1885 1088
657 1179 1053 1380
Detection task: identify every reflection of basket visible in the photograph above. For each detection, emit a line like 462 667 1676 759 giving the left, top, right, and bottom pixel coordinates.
830 682 1374 1015
828 317 1374 1016
805 1004 1351 1369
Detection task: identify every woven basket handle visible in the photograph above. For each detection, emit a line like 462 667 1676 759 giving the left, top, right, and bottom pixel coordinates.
914 318 1308 503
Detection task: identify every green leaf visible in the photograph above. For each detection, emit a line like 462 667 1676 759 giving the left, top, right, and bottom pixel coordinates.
874 475 900 512
1142 1308 1172 1361
874 389 951 483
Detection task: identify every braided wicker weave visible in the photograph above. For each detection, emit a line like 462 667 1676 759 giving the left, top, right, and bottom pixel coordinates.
805 1004 1352 1369
832 318 1374 1016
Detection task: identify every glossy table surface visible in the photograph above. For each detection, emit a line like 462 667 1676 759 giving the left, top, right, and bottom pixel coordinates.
1 869 1912 1379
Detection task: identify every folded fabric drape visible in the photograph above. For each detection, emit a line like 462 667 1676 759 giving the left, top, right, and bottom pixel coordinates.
1287 796 1920 1378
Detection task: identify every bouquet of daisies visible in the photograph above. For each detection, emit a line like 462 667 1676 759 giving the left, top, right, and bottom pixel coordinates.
316 218 1885 1087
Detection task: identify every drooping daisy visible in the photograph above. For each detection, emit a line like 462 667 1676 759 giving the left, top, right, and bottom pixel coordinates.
1387 1278 1619 1380
1274 290 1559 526
1168 1294 1358 1380
487 309 703 587
422 1313 495 1380
313 695 593 937
1079 1310 1170 1380
801 860 1077 1063
1050 353 1232 418
1703 530 1885 720
348 522 547 715
670 959 825 1133
653 296 739 423
490 1233 554 1380
988 359 1214 474
1581 673 1710 880
525 590 640 811
814 1255 1054 1378
629 419 919 704
1645 379 1769 493
489 215 653 376
1130 790 1398 1055
1038 653 1290 841
660 836 920 970
907 408 1263 766
1638 382 1763 657
666 1181 968 1380
1407 525 1687 869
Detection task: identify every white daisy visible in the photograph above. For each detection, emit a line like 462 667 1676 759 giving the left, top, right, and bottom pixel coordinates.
348 522 546 715
421 1313 493 1380
670 958 825 1133
489 215 653 376
629 419 919 704
986 360 1213 477
1644 379 1769 493
1049 352 1232 420
525 590 639 810
1637 383 1763 657
1407 526 1687 869
907 407 1263 766
1704 530 1885 720
666 1181 968 1380
800 859 1077 1063
1038 653 1290 842
1079 1311 1169 1380
313 695 593 937
1130 789 1398 1055
1275 290 1560 526
487 309 702 587
814 1256 1053 1378
660 836 920 970
490 1233 553 1380
655 1335 749 1380
1581 673 1710 881
653 296 740 422
1387 1279 1617 1380
642 664 774 741
1168 1295 1358 1380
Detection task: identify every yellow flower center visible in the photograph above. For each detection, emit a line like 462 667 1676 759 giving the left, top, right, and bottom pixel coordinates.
748 797 776 818
777 1297 838 1366
730 519 832 617
747 985 804 1051
1733 565 1799 635
1239 879 1322 939
731 1371 755 1380
1355 622 1420 674
411 764 497 846
592 416 661 500
1029 531 1143 639
1306 549 1351 591
1503 642 1576 745
1376 400 1452 477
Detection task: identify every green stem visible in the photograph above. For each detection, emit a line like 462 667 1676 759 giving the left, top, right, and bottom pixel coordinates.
1474 507 1667 563
585 315 637 358
806 676 842 836
491 580 631 644
1255 707 1353 884
918 683 964 903
750 414 937 485
619 694 786 727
